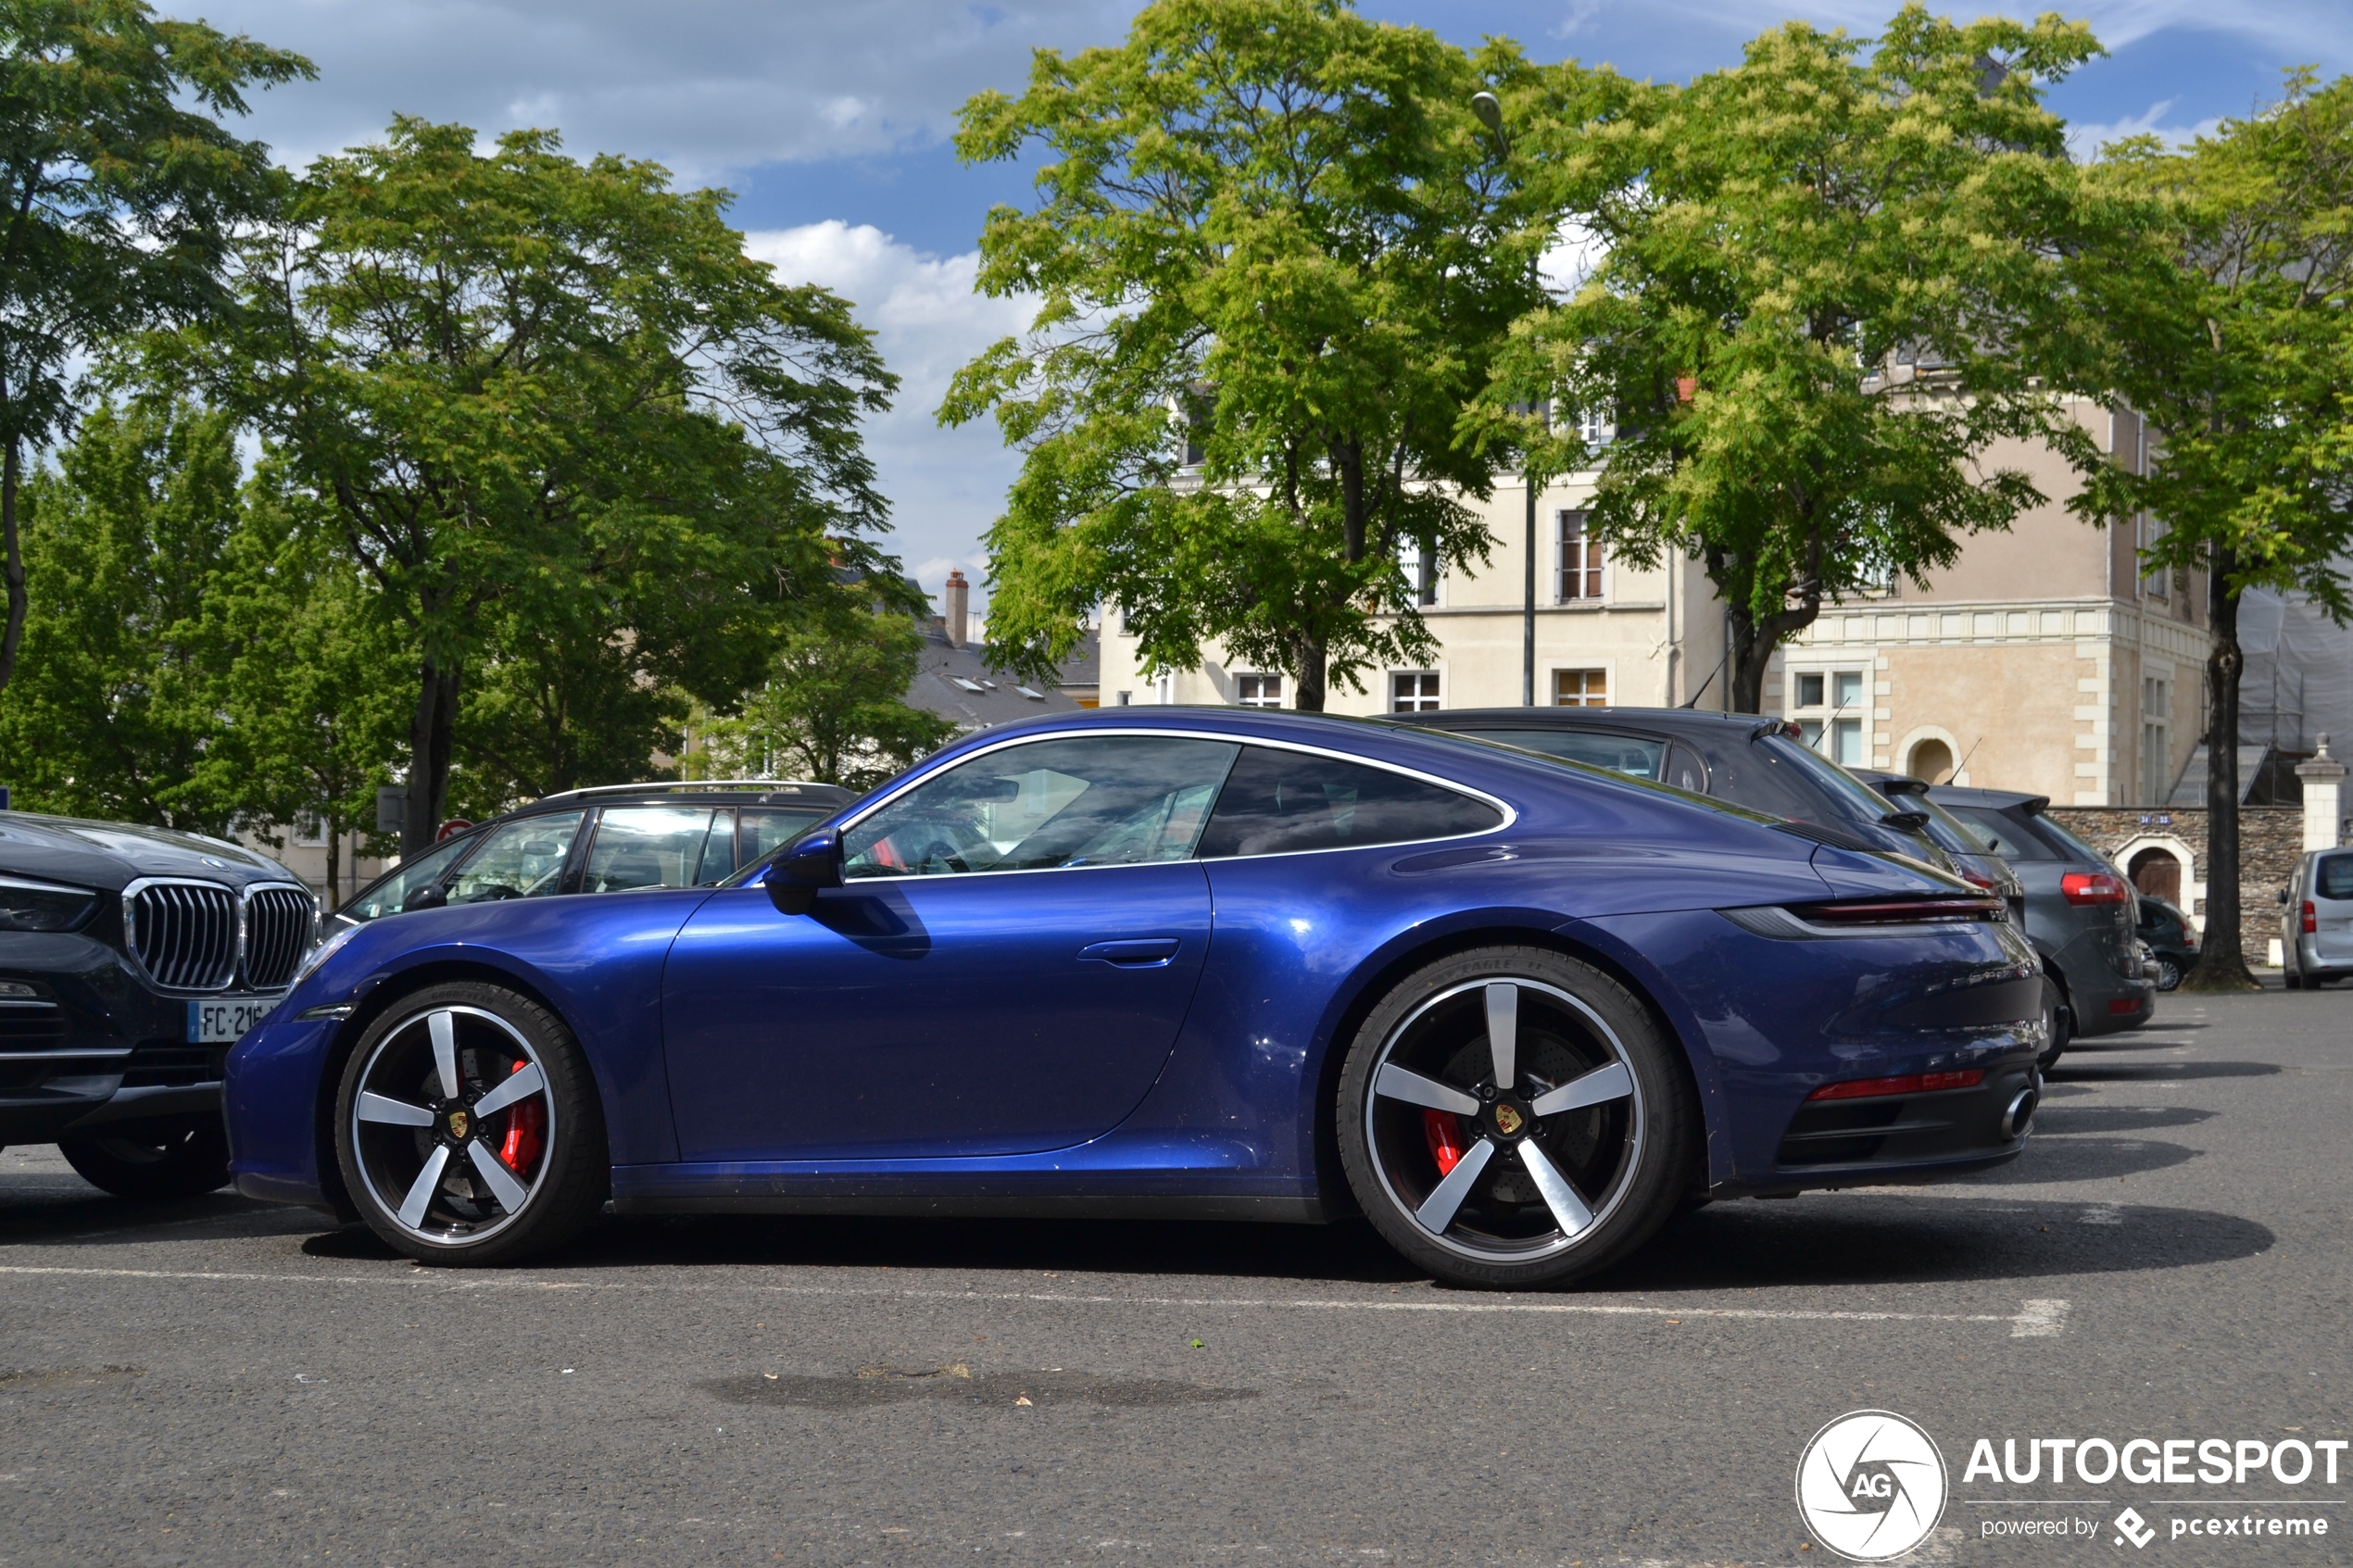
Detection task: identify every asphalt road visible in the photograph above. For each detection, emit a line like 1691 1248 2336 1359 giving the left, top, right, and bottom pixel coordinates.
1 988 2346 1567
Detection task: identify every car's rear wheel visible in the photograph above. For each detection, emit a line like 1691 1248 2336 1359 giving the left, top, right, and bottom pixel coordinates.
333 983 607 1266
1337 947 1693 1289
2037 976 2071 1071
58 1117 230 1199
2154 957 2183 992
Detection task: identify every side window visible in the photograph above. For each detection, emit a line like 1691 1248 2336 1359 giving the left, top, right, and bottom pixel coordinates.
1663 743 1707 794
843 735 1240 878
1195 746 1503 859
346 835 472 922
697 809 740 884
581 808 717 894
1944 806 2055 861
447 812 585 904
1477 728 1666 782
741 807 825 867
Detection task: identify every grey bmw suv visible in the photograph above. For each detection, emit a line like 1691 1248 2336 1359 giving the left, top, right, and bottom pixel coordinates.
1931 787 2154 1063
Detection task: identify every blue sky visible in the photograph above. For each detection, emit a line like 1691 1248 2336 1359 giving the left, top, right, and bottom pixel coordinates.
195 0 2353 610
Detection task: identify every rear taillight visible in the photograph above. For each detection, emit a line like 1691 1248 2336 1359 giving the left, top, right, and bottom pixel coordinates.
2303 900 2318 935
1807 1069 1986 1102
2060 872 2130 906
1959 871 1996 891
1793 896 2006 925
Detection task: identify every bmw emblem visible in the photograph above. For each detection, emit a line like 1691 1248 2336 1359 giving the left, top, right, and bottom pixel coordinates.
202 856 227 868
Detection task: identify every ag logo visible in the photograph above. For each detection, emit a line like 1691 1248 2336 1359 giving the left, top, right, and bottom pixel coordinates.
1795 1410 1948 1561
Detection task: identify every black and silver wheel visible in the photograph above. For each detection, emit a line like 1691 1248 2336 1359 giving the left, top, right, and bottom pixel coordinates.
1338 947 1693 1289
333 983 607 1265
2036 977 2070 1071
58 1117 230 1200
2154 957 2183 992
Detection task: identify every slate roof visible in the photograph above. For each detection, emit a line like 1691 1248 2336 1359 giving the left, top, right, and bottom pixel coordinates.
907 621 1083 731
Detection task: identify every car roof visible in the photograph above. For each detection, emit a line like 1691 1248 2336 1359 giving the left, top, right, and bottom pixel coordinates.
528 779 853 806
1925 784 2052 814
1393 706 1780 739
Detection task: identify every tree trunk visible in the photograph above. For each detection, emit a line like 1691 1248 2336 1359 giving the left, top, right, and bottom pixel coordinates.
0 434 23 696
403 659 461 857
324 821 341 914
1728 608 1770 715
2182 546 2259 991
1292 633 1328 713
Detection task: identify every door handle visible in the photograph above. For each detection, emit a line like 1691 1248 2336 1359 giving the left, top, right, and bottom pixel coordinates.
1078 938 1181 968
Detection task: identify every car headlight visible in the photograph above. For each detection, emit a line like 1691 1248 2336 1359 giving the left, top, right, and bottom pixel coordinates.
0 874 99 933
287 922 360 992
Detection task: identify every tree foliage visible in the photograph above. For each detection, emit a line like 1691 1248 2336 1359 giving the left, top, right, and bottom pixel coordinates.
945 0 1564 709
2082 70 2353 988
1485 5 2115 711
203 119 904 851
0 0 308 694
702 608 953 789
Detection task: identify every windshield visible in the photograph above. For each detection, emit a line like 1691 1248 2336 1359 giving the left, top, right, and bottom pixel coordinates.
1900 790 1994 859
2034 811 2120 870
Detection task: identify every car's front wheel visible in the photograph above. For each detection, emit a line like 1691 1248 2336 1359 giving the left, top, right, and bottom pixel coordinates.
1337 947 1694 1290
58 1117 231 1199
333 983 608 1266
2154 957 2183 992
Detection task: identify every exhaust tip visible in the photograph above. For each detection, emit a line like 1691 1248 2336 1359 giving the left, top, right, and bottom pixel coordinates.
2001 1085 2039 1140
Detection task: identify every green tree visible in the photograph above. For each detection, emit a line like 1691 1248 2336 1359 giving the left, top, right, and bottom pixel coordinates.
452 614 687 810
0 0 308 695
0 398 243 828
207 119 902 852
944 0 1563 709
2081 71 2353 990
704 608 953 789
207 468 412 906
1486 6 2116 713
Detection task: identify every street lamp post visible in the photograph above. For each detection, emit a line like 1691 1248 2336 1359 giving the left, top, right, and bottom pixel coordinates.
1472 91 1538 708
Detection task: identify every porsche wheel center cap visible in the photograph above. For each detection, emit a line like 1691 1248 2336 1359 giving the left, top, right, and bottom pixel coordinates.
446 1110 471 1142
1491 1103 1525 1137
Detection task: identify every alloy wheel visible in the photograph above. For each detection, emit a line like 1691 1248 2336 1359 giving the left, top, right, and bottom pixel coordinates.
1362 977 1644 1263
346 1005 556 1246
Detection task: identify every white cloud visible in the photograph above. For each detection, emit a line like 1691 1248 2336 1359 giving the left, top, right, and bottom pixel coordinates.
193 0 1135 180
2067 100 2224 160
745 222 1034 613
1560 0 2353 59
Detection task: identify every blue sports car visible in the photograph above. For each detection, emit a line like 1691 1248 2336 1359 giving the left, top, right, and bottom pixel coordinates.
226 710 2045 1287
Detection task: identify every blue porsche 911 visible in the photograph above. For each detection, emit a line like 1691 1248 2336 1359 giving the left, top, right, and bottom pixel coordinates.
226 709 2045 1287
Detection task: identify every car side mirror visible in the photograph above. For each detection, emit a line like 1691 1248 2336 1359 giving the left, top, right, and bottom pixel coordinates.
764 828 844 916
2279 888 2291 905
403 884 447 913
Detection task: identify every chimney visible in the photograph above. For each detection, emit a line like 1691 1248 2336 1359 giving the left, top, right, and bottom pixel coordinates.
943 570 969 649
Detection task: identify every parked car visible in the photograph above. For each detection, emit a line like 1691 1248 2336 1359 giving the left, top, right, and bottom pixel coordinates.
0 811 316 1198
326 780 855 937
2278 848 2353 988
1854 770 2027 922
2135 896 2200 991
1383 707 1970 876
1928 787 2156 1062
228 709 2045 1288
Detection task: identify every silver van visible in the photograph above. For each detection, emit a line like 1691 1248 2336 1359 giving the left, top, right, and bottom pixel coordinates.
2280 848 2353 988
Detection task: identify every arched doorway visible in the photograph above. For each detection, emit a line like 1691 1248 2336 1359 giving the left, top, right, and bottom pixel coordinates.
1906 737 1955 784
2130 847 2182 906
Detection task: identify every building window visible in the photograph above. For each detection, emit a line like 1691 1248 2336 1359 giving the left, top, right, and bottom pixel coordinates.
1235 673 1283 709
1398 537 1439 607
1791 669 1865 765
1556 510 1603 602
293 814 327 847
1115 691 1132 706
1391 672 1441 712
1554 669 1607 707
2144 675 2171 803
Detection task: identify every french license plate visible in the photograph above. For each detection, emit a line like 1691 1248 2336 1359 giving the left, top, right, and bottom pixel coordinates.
187 997 272 1044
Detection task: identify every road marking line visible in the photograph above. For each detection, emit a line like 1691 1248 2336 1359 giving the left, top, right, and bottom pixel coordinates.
2011 1298 2070 1337
0 1265 2059 1333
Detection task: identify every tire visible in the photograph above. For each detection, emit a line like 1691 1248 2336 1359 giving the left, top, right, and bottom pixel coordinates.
2154 958 2182 992
2285 962 2303 990
2035 976 2071 1072
1336 946 1694 1289
333 982 608 1266
58 1117 231 1199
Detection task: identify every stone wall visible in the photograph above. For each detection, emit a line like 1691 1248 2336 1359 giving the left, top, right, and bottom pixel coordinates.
2045 805 2304 967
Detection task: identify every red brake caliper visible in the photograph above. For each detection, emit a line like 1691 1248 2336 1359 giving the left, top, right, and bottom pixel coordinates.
1422 1109 1466 1176
498 1060 545 1174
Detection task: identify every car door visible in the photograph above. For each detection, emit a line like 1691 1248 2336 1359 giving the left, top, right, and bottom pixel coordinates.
661 733 1238 1160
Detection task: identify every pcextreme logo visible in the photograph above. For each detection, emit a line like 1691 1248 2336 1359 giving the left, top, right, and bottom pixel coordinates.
1795 1410 1951 1562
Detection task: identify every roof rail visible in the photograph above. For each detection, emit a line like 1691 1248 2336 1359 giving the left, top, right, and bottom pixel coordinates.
532 779 847 803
